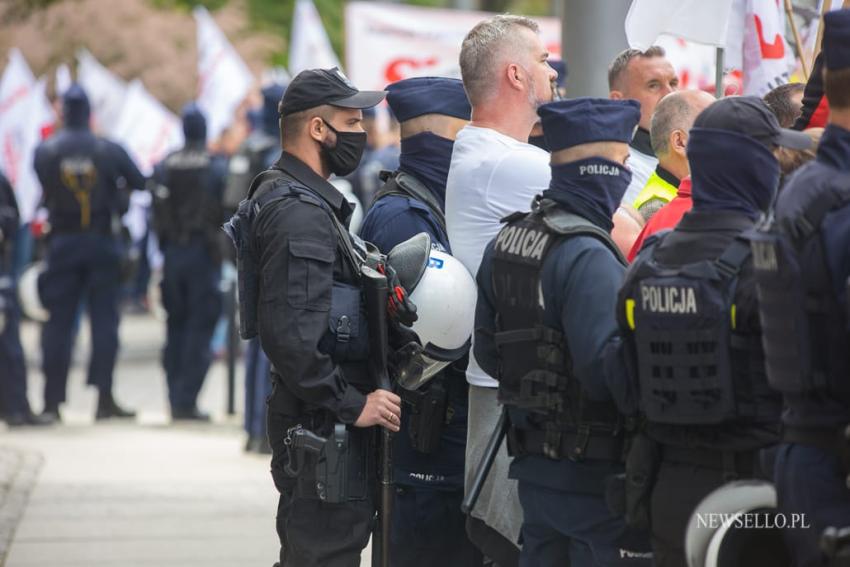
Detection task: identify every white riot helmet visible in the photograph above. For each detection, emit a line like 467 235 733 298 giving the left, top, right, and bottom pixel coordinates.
17 262 49 322
685 480 791 567
386 233 477 390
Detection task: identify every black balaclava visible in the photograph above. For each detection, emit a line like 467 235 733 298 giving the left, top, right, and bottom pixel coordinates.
181 102 207 144
688 127 780 219
543 157 633 232
63 84 91 130
398 132 455 206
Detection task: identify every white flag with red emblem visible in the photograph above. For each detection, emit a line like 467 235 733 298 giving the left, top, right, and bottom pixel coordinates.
0 49 55 223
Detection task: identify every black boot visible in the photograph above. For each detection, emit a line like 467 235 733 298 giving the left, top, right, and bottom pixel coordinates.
95 391 136 420
6 409 56 427
40 403 61 424
171 406 210 422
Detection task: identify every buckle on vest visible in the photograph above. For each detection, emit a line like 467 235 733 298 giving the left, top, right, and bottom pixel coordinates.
336 315 351 343
569 424 591 462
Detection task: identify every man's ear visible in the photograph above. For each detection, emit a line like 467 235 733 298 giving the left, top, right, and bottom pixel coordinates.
308 116 325 143
671 129 687 156
609 90 624 100
506 63 523 91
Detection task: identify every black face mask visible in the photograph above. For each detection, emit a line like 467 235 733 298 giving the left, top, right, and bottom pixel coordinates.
321 121 368 176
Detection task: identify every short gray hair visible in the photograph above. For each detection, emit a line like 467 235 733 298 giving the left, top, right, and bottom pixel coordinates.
650 91 699 156
608 46 666 91
459 15 540 106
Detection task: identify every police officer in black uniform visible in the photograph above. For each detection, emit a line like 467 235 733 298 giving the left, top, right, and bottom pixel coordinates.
358 77 480 566
33 83 145 422
475 98 652 566
612 96 811 567
749 11 850 566
0 171 50 426
226 68 403 567
151 103 227 421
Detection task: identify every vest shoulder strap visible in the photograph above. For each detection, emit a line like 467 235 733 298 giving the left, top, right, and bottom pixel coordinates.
714 237 752 280
373 170 447 234
539 200 627 265
248 168 362 277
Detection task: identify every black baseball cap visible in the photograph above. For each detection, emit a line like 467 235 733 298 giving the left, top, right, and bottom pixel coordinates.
693 96 812 150
279 67 386 116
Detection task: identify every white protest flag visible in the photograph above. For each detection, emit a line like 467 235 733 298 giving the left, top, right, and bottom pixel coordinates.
76 49 128 135
289 0 341 75
0 50 55 223
739 0 796 96
194 5 254 142
55 63 72 98
345 3 561 92
625 0 736 49
111 80 183 177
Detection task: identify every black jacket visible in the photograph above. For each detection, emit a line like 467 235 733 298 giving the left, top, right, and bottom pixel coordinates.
254 152 368 424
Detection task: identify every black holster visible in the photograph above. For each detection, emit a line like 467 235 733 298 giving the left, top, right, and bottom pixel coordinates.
606 433 659 530
285 422 373 504
399 381 448 455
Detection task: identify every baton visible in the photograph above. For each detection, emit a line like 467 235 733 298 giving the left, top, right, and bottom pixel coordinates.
462 406 508 515
362 265 393 567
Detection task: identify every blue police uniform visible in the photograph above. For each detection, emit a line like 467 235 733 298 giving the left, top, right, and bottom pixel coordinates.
751 12 850 565
610 96 806 567
358 77 479 567
474 99 652 566
0 171 46 426
33 84 145 419
225 84 285 450
151 104 227 420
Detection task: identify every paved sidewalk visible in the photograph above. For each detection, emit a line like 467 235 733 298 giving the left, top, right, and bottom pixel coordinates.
4 313 374 566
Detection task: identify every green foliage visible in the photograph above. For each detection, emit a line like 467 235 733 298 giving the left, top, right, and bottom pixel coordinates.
151 0 228 11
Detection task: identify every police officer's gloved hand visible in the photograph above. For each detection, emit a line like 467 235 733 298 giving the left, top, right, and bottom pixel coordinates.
380 263 418 327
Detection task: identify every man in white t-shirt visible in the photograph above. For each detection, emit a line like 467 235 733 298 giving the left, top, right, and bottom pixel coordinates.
445 14 556 565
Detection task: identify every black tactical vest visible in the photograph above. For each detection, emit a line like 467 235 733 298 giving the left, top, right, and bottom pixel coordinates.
225 168 370 367
624 234 774 425
372 170 447 235
749 163 850 401
224 132 278 213
490 197 625 451
153 148 219 244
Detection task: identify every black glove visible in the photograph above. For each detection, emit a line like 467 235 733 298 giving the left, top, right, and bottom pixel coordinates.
379 262 418 327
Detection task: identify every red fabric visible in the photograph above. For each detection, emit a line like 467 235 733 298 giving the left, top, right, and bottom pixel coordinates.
627 177 693 263
806 96 831 129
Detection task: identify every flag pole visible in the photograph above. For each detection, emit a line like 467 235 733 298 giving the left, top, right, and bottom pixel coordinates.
785 0 810 80
715 47 725 98
813 0 833 64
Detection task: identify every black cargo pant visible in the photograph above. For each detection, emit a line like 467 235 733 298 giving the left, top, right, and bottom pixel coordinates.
268 386 375 567
650 449 776 567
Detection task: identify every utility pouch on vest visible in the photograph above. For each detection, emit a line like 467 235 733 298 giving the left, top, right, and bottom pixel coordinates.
400 380 448 455
223 198 261 339
318 282 370 363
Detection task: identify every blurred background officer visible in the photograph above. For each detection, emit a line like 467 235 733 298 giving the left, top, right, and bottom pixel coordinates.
230 68 401 566
475 98 651 567
225 83 285 452
33 83 145 422
631 90 714 224
151 103 226 421
608 47 679 256
752 10 850 566
612 97 811 567
358 76 481 567
0 171 50 426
